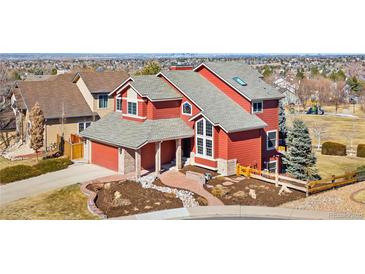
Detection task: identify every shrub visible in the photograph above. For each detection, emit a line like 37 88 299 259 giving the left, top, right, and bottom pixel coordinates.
34 158 72 173
0 158 72 184
321 142 347 156
0 165 41 184
357 144 365 158
211 185 229 197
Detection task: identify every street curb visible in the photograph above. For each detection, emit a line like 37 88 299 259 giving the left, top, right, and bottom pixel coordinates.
110 205 365 220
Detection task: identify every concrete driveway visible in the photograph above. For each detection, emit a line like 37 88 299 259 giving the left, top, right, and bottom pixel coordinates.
0 163 116 205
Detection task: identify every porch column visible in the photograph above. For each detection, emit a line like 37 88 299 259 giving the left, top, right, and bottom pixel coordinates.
135 149 141 180
118 147 125 174
155 142 161 175
176 139 182 170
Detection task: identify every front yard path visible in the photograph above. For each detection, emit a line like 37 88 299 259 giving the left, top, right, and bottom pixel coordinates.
159 171 223 206
0 163 116 205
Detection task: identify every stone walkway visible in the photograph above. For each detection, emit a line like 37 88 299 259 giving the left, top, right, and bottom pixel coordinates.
159 170 224 206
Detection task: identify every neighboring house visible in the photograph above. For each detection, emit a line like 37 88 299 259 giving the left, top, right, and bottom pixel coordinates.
10 70 129 149
81 62 284 177
72 71 129 118
12 78 95 148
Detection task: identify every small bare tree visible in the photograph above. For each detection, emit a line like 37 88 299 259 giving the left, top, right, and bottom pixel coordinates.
29 102 45 160
311 122 327 151
330 80 346 113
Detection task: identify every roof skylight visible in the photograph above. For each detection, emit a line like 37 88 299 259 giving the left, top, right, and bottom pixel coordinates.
232 77 247 86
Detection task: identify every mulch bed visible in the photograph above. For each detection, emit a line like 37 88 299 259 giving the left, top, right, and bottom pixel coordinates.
87 180 183 218
204 177 305 207
180 165 219 176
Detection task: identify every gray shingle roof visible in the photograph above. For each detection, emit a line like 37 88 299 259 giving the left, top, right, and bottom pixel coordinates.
161 71 267 132
80 112 194 149
201 61 284 101
130 75 182 101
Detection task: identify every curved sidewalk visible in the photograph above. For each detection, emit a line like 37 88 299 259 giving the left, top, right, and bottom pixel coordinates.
112 205 365 220
159 171 223 206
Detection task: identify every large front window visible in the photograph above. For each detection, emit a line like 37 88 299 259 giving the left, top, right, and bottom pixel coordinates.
196 118 213 158
98 94 108 109
127 101 137 115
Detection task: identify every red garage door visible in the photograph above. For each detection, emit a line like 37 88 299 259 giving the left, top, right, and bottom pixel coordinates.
91 141 119 171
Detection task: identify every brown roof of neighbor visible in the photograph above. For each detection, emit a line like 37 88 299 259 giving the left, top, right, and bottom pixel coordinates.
73 71 130 94
16 80 94 120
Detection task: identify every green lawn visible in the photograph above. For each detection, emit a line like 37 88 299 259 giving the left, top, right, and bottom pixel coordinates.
0 184 99 220
315 152 365 179
287 113 365 148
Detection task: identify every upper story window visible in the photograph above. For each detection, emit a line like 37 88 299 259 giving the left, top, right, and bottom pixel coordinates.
182 101 192 115
116 97 122 112
232 77 247 86
196 118 214 158
267 130 277 150
78 121 91 133
252 101 263 113
98 94 108 109
127 101 137 115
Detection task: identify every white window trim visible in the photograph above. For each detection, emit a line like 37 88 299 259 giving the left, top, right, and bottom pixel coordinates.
127 99 138 116
181 101 192 116
116 96 122 112
266 159 278 173
266 130 278 151
98 94 108 109
252 100 263 114
195 118 214 159
78 121 91 134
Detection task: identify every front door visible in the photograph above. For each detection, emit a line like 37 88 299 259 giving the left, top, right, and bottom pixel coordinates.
182 138 192 158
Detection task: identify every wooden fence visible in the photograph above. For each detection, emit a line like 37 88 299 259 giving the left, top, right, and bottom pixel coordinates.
57 134 84 160
236 164 365 196
236 164 308 193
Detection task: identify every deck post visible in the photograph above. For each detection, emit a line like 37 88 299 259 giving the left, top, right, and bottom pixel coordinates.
155 142 161 175
176 139 182 170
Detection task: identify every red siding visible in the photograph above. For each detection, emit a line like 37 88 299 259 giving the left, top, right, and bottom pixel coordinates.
146 100 180 120
257 100 279 166
226 129 262 170
195 156 217 169
196 66 252 112
141 143 155 170
161 140 176 164
256 100 279 131
91 141 119 171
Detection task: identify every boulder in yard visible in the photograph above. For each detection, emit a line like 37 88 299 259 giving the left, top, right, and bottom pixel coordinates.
249 189 256 199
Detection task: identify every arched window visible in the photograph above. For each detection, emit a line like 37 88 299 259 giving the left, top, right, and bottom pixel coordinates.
182 101 192 115
196 118 213 158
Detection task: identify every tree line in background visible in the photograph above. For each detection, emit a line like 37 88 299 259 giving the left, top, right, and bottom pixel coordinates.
262 64 365 113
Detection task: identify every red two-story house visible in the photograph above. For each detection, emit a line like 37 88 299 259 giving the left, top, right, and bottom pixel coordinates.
80 61 284 178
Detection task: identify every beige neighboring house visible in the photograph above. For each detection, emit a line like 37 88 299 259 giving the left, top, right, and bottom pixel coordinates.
11 70 129 150
12 78 95 148
72 71 129 118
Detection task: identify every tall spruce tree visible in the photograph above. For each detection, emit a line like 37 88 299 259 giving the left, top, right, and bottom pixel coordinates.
278 100 287 144
283 119 320 180
29 102 45 160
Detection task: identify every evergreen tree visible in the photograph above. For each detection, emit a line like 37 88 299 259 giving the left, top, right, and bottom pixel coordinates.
278 100 287 144
29 102 45 160
296 68 305 80
283 119 320 180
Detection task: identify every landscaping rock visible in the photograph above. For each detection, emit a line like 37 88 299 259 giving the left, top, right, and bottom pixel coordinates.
104 183 111 190
249 189 257 199
144 205 153 209
222 181 234 186
137 173 199 207
233 190 246 198
154 202 161 205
